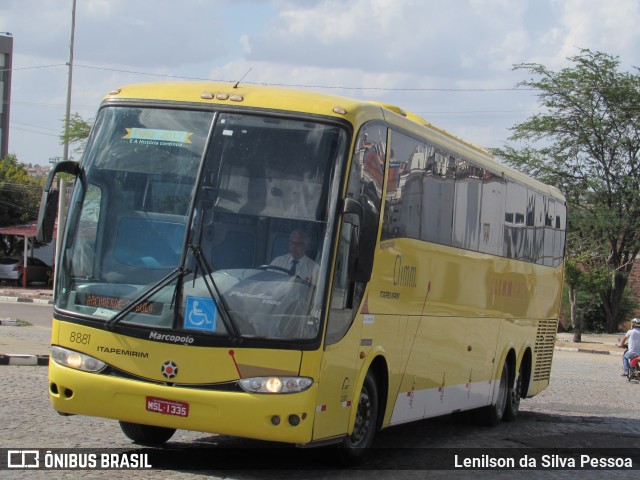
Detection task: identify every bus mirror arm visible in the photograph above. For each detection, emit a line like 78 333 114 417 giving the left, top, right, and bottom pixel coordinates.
36 161 81 244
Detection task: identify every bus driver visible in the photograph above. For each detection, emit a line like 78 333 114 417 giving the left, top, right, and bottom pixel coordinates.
271 230 319 284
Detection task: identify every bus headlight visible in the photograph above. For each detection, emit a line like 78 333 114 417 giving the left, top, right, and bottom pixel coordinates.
51 346 107 373
238 376 313 394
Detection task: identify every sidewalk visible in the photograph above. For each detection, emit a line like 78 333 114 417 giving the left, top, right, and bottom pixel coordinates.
0 284 54 305
0 285 626 364
0 285 54 364
555 332 624 356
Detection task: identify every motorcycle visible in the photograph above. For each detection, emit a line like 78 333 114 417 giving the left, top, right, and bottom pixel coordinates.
628 354 640 382
619 341 640 381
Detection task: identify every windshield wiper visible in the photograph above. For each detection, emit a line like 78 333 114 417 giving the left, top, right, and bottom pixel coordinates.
105 267 188 330
189 244 242 342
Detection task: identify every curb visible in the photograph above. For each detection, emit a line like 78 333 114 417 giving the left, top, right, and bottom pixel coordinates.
555 346 622 356
0 318 19 326
0 295 54 305
0 354 49 366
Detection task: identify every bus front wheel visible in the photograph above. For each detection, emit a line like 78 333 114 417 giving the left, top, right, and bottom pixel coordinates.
119 421 176 445
340 371 379 462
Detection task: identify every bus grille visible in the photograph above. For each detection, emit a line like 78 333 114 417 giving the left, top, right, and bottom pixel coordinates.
533 319 557 381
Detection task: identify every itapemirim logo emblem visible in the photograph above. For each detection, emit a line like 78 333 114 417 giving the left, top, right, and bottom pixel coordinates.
161 361 178 379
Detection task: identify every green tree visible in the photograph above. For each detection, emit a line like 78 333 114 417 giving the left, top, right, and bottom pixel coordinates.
0 154 42 228
497 49 640 333
60 112 93 157
563 231 611 341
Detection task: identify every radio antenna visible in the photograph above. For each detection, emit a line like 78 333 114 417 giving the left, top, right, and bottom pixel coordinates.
233 68 252 89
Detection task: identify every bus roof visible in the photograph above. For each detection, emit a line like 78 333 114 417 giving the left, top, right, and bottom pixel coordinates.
103 81 565 203
104 81 368 119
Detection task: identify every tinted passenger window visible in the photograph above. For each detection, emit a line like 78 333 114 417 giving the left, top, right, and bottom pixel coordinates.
382 129 565 267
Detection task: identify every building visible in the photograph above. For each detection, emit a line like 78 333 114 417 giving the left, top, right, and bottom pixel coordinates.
0 33 12 159
25 163 51 178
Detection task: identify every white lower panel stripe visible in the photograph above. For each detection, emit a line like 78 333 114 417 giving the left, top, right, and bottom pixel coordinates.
389 380 496 425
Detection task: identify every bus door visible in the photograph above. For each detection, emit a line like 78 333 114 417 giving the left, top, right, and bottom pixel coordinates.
312 123 387 441
312 235 363 440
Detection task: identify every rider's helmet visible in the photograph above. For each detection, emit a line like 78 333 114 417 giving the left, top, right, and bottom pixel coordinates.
632 318 640 327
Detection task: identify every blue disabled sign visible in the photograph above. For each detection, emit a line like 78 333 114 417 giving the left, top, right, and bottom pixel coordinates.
184 296 217 332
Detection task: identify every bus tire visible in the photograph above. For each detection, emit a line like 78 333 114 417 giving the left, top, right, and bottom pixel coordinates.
504 363 522 422
482 361 509 426
119 421 176 445
339 371 379 462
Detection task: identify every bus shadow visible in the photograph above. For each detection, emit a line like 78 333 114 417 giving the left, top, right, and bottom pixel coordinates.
141 410 640 476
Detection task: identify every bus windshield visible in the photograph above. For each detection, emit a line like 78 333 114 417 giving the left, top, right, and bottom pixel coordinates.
57 106 347 343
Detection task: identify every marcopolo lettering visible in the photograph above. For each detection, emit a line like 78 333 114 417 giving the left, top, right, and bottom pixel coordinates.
148 331 195 344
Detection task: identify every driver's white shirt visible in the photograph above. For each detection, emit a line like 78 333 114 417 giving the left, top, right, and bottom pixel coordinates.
270 254 318 284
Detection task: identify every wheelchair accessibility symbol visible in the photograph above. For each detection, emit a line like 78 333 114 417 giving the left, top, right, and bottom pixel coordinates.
184 296 217 332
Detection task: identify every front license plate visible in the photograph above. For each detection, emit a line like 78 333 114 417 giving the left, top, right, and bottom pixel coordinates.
146 396 189 417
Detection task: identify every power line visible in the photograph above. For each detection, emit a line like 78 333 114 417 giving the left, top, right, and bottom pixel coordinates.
10 126 60 138
2 99 97 110
5 62 640 138
0 199 38 214
11 121 59 133
5 61 640 95
1 181 43 192
0 63 67 73
73 64 535 92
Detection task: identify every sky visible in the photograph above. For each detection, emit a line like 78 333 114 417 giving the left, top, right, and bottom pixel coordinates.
3 0 640 166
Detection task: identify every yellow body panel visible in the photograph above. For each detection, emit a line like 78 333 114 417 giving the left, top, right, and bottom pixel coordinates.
49 359 316 444
54 321 302 383
325 237 562 428
50 320 316 443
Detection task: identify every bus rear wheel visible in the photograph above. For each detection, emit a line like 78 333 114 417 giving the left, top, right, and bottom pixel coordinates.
340 371 379 462
482 361 509 426
119 421 176 445
504 363 523 421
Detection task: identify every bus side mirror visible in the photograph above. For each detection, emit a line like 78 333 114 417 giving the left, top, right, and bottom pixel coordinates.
36 161 81 244
36 189 59 243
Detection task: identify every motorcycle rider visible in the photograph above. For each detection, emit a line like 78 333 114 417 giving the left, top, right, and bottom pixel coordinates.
619 318 640 375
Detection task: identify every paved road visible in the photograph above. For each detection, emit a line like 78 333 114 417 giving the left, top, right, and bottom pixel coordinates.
1 301 54 328
1 349 638 479
0 301 637 477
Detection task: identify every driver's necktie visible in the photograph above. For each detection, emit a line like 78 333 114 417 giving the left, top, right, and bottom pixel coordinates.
290 260 298 275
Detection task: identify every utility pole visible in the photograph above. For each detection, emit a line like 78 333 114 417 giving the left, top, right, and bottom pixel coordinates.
55 0 76 293
62 0 76 162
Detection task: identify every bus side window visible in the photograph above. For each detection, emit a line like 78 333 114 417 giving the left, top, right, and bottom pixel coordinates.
69 183 102 279
327 221 360 345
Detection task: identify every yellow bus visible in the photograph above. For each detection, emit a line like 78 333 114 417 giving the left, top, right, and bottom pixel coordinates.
38 81 565 459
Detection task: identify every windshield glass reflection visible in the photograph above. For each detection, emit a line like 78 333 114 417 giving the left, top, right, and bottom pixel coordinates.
56 107 346 343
